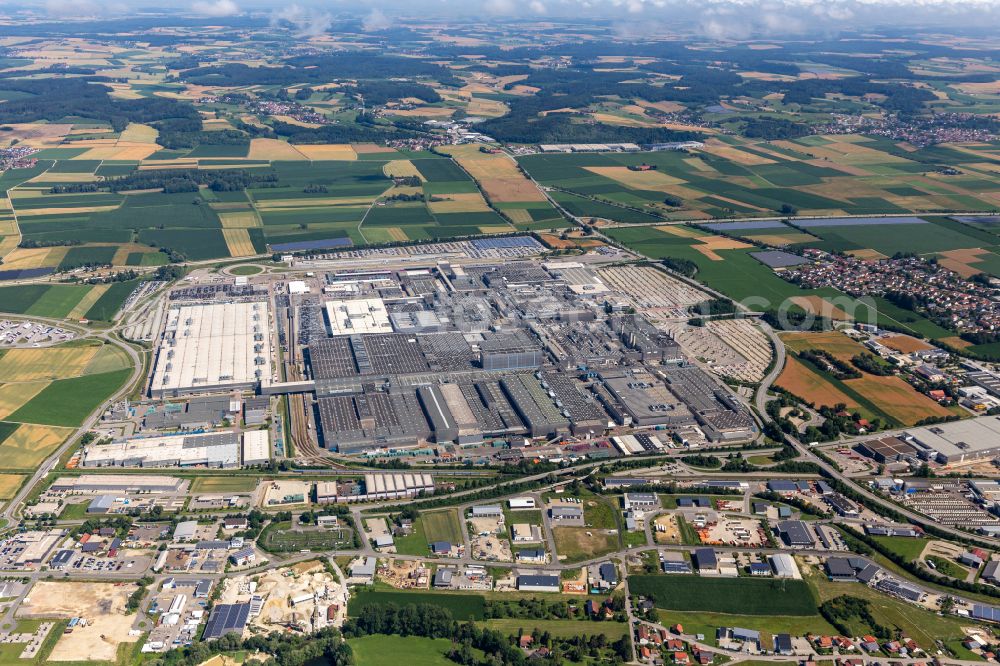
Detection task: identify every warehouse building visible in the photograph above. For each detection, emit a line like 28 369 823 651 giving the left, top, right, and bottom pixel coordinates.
81 431 243 468
903 417 1000 465
241 430 270 466
856 436 919 464
324 298 392 336
150 301 272 398
500 374 569 437
50 475 185 494
478 331 544 371
317 388 431 453
417 385 458 443
362 473 434 500
598 369 695 428
516 575 560 593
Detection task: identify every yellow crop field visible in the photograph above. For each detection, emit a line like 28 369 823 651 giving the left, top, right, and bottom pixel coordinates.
0 381 49 420
117 123 159 143
0 424 72 469
504 209 532 224
294 144 357 160
585 166 687 190
223 229 256 257
76 144 159 160
0 474 25 500
478 225 512 234
383 160 422 180
219 211 262 228
427 192 492 213
16 205 119 217
67 284 111 320
255 196 380 209
0 347 99 382
248 138 307 161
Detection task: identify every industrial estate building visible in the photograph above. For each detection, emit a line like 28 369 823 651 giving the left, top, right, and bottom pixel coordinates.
150 301 272 398
80 431 270 468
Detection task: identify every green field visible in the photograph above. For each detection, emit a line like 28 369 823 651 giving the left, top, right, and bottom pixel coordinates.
348 590 485 621
348 635 474 666
629 575 817 616
871 536 928 562
656 610 838 649
189 476 261 492
395 509 464 555
5 368 131 427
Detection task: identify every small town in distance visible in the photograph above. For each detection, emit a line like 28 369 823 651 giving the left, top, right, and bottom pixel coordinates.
2 4 1000 666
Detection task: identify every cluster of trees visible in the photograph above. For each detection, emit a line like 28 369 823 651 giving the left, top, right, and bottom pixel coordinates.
106 168 278 193
18 238 82 248
819 595 893 640
180 54 460 87
798 349 862 380
0 78 201 134
660 256 698 278
680 453 722 469
483 597 622 622
149 627 352 666
851 353 895 376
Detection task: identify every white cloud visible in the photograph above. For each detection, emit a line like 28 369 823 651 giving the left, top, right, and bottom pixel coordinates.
191 0 239 17
363 8 392 31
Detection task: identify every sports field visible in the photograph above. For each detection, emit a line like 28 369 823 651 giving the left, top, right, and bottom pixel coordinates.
629 575 817 616
260 522 352 552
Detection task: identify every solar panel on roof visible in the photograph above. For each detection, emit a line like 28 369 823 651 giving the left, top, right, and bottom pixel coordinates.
203 603 250 639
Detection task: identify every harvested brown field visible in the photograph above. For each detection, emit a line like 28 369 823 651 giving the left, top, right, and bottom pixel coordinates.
654 224 707 238
781 330 867 361
637 99 686 113
698 139 776 165
844 374 953 425
480 178 547 203
691 235 752 260
937 247 993 278
248 138 306 161
847 248 889 260
775 356 860 410
940 336 974 349
427 192 492 213
352 143 397 154
0 246 63 269
478 225 512 234
745 233 817 246
789 296 853 321
880 334 934 353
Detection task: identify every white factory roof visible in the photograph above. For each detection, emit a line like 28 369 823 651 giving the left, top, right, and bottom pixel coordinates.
151 301 272 395
82 431 241 468
241 430 270 465
287 280 310 295
324 298 392 336
905 416 1000 458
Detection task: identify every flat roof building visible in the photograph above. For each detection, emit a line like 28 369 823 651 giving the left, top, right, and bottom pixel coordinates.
241 430 269 466
81 431 242 468
151 301 272 398
325 298 392 336
904 417 1000 465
